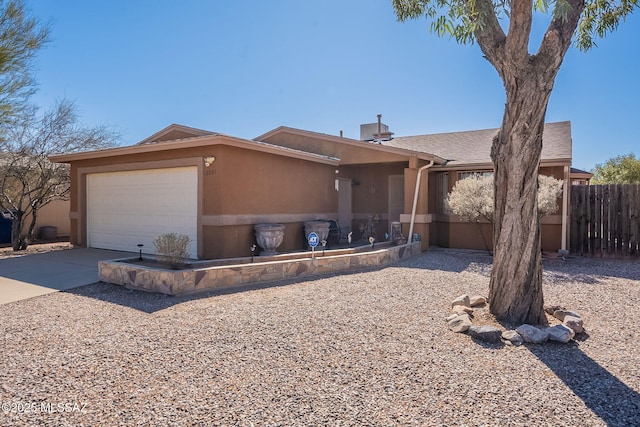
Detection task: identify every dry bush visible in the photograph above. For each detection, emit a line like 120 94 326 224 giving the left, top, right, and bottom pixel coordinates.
153 233 191 269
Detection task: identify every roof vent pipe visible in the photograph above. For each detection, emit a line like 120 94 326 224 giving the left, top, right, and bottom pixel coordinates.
377 114 382 140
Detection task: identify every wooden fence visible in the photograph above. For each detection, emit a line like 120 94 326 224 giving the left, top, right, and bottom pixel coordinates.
570 184 640 258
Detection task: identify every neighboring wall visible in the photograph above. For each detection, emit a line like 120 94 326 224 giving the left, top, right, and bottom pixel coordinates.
34 199 71 238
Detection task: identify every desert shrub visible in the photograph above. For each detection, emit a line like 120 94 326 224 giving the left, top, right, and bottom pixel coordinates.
537 174 564 217
445 174 494 222
446 174 564 222
153 233 191 269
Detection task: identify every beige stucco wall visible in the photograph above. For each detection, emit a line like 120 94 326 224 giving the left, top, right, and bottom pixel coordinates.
67 141 338 259
34 199 71 238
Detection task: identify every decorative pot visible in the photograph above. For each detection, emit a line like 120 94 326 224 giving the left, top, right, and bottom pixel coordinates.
304 221 331 249
254 223 286 256
390 221 405 245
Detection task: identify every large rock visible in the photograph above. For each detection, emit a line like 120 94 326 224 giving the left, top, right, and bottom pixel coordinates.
448 314 472 333
445 314 459 322
553 309 581 322
469 295 487 307
563 315 584 334
452 294 471 308
515 324 549 344
452 305 474 316
544 305 566 315
501 330 523 346
468 325 503 343
547 325 575 343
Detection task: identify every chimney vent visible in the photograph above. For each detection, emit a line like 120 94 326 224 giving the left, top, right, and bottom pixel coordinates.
360 114 393 142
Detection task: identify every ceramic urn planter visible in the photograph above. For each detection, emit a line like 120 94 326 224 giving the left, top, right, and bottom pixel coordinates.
254 223 286 256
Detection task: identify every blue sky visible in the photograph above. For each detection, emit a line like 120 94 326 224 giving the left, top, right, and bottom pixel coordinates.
28 1 639 171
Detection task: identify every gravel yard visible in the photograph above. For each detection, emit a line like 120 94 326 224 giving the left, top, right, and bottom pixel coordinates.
1 248 639 426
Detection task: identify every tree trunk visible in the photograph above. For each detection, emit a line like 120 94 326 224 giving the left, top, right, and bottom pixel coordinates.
488 69 554 325
26 207 38 248
11 210 28 251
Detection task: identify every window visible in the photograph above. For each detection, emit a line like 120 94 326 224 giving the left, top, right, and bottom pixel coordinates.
435 172 448 214
458 171 493 180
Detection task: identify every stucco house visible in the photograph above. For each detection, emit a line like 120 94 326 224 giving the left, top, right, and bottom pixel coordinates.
50 120 575 259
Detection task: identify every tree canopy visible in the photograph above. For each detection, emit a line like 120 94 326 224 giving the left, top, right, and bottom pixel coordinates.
0 100 117 250
392 0 638 51
0 0 49 129
591 153 640 183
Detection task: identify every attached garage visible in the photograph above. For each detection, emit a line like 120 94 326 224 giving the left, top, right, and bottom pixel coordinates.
86 167 198 257
49 124 344 260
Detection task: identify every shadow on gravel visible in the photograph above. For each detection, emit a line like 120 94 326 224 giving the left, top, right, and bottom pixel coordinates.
542 257 640 284
63 268 380 314
528 344 640 427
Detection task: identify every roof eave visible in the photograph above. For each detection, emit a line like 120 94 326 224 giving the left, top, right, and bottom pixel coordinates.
257 126 447 165
49 134 340 166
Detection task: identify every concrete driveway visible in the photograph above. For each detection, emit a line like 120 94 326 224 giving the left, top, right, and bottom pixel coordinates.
0 247 134 305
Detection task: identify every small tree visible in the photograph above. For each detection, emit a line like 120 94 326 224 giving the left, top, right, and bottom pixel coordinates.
591 154 640 184
447 174 564 251
0 100 117 250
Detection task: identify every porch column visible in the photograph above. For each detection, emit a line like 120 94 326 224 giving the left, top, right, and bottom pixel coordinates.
561 165 569 252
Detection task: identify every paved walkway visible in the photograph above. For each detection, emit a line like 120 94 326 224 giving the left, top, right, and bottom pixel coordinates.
0 247 134 305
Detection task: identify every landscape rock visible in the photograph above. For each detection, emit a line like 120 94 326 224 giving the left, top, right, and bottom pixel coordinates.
501 330 523 346
547 325 576 343
468 325 502 343
448 314 472 333
452 294 471 308
452 305 474 316
544 305 566 315
515 324 549 344
553 309 581 321
563 315 584 334
445 314 459 322
469 295 487 307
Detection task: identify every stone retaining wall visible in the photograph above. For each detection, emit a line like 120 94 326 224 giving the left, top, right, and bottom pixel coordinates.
99 242 422 295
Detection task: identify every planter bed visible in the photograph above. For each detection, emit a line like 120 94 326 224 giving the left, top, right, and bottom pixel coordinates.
99 241 421 295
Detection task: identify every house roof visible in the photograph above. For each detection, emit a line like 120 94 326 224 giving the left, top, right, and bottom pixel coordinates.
255 126 447 165
136 124 219 145
570 167 593 179
382 121 572 168
50 126 340 166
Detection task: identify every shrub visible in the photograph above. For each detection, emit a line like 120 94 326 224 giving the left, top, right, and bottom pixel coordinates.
153 233 191 269
445 174 494 222
446 174 564 222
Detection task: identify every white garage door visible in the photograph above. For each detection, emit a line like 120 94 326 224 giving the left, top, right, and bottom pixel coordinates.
86 167 198 258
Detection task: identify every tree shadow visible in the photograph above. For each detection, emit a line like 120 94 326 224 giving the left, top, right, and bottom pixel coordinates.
397 249 640 287
63 266 384 314
542 256 640 284
526 342 640 426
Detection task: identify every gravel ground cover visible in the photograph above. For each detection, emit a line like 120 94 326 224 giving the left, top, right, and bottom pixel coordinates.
1 248 639 426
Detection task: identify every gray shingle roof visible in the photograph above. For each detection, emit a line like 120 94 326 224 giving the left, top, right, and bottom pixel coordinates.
382 121 572 166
